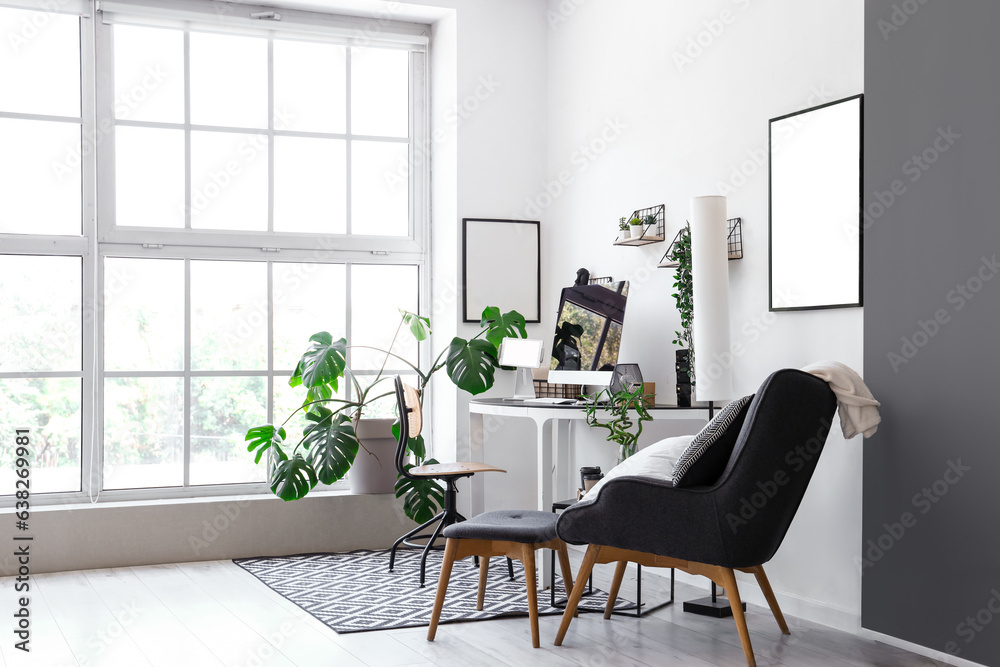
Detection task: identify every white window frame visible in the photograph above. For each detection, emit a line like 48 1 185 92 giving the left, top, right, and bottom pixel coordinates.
0 0 432 507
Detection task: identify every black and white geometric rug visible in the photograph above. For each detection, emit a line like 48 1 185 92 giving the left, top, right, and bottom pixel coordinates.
234 548 635 633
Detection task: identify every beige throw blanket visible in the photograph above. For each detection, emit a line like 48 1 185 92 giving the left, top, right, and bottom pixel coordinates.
801 361 881 439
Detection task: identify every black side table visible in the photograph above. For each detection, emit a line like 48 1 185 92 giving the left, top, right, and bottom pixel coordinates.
550 498 674 616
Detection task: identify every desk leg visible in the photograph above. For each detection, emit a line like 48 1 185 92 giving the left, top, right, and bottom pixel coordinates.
554 420 571 502
536 417 553 590
469 411 486 519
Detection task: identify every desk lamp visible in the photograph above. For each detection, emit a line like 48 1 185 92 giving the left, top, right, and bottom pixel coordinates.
498 338 545 400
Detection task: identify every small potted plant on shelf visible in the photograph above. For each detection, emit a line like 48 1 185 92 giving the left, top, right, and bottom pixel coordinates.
629 216 644 237
618 217 630 239
667 223 694 407
245 306 526 525
644 214 658 237
582 383 652 463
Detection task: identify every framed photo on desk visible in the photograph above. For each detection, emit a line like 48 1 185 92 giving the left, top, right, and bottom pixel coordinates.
462 218 541 322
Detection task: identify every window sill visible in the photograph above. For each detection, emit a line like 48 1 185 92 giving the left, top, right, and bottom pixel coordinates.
0 488 354 514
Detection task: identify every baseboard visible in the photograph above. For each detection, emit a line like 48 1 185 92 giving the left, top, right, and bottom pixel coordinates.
858 628 988 667
660 568 860 633
646 568 988 667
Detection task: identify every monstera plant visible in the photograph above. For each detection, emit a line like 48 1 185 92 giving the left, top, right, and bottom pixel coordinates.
246 306 527 523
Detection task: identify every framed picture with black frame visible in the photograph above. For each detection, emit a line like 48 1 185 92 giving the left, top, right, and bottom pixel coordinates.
462 218 541 323
769 94 864 311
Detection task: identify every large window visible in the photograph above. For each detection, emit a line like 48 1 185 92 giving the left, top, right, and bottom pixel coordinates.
0 2 429 503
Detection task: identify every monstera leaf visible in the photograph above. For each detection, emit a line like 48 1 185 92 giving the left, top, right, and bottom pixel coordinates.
245 424 286 464
289 332 347 391
391 422 426 459
395 462 446 524
303 383 333 414
480 307 527 350
302 407 359 484
399 309 432 341
446 337 498 395
270 453 317 501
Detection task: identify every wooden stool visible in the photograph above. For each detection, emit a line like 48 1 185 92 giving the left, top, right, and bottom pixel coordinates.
427 510 575 648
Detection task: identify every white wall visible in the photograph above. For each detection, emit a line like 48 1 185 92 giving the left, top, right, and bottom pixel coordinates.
533 0 865 630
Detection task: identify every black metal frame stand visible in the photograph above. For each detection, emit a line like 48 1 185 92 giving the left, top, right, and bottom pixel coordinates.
682 582 746 618
389 475 514 587
550 499 674 616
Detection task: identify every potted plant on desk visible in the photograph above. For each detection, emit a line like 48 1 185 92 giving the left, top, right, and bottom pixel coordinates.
582 383 652 463
245 306 527 524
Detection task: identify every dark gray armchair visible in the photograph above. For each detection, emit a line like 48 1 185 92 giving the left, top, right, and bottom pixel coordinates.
554 369 837 667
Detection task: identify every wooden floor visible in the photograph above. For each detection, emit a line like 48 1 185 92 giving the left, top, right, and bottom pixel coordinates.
0 553 934 666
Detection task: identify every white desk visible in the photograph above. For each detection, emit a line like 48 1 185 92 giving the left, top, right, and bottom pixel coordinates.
468 399 711 585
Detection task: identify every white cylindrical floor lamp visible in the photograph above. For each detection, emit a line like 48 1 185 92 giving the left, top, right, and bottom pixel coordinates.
685 195 741 619
690 195 733 404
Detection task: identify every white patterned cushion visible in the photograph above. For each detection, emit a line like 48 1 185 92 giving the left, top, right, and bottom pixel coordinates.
672 394 754 487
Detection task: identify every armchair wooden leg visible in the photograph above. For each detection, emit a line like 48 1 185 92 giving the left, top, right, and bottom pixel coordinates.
520 544 540 648
555 544 575 602
604 560 628 619
720 568 756 667
427 538 458 642
555 544 601 646
751 566 789 634
476 556 491 611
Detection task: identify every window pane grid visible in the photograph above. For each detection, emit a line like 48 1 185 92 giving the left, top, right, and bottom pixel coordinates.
110 27 412 239
100 259 419 493
2 9 426 505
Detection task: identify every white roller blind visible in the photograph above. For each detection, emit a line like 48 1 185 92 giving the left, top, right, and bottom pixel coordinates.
0 0 91 16
99 0 429 50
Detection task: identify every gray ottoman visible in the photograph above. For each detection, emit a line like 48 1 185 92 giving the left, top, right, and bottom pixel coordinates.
427 510 576 648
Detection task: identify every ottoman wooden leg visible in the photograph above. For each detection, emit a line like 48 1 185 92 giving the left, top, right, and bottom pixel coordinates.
477 556 491 611
428 538 458 641
520 544 540 648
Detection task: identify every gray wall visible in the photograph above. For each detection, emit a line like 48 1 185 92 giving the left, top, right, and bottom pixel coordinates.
864 2 1000 663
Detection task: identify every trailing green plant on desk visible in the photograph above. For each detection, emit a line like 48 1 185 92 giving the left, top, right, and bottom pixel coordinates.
245 306 527 523
582 383 652 463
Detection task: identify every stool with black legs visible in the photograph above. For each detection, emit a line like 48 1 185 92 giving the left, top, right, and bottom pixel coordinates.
388 377 514 587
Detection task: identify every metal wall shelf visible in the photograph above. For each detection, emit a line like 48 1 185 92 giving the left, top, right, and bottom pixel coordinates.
613 204 665 246
658 217 743 268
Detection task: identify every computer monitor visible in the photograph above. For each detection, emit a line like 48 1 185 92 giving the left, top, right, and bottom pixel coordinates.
547 281 629 386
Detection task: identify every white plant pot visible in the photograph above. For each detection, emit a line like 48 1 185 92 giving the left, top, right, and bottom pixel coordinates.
350 418 398 494
621 228 631 239
631 226 644 238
